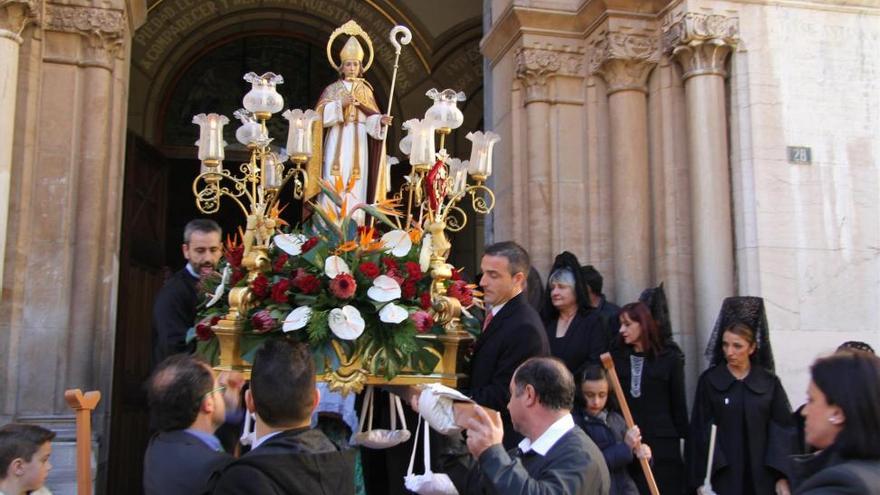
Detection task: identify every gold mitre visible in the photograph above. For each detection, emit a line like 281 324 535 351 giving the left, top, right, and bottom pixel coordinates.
340 36 365 63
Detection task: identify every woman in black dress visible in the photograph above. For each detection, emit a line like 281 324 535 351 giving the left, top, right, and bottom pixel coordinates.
540 251 608 376
688 297 794 495
612 301 688 495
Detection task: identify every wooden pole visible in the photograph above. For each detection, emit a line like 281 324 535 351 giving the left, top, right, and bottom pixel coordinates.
600 353 660 495
64 389 101 495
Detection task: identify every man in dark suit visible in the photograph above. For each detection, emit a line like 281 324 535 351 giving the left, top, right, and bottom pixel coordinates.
470 241 549 449
143 354 241 495
151 218 222 368
581 265 621 348
211 339 355 495
440 357 610 495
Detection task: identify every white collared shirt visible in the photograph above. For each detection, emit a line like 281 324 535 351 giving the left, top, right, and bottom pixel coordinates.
517 414 575 456
252 430 282 450
489 301 505 317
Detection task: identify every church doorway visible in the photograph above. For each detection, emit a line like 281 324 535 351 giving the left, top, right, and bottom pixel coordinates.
108 2 482 491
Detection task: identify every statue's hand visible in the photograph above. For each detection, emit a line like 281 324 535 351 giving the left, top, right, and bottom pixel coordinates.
340 94 354 107
381 115 393 126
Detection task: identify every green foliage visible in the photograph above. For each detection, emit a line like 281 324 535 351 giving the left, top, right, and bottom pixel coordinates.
195 337 220 366
306 309 330 346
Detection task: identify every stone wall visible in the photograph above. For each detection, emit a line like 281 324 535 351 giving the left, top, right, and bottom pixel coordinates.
727 1 880 397
482 0 880 400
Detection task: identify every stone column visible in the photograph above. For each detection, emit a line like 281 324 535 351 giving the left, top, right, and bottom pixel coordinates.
664 13 739 367
0 2 129 492
0 0 37 295
590 29 659 302
514 45 585 275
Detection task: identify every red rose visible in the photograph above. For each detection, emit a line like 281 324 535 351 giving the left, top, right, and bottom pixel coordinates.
447 280 474 307
381 256 398 271
420 291 432 310
270 279 291 304
402 280 417 299
450 268 462 281
195 316 220 341
251 274 270 299
358 262 381 279
404 261 422 280
301 237 319 253
411 310 434 334
226 246 244 268
250 310 276 334
292 269 321 295
272 253 289 272
329 273 357 299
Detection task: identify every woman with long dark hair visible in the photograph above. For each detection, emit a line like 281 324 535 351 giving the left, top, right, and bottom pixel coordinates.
792 350 880 493
612 301 688 494
688 297 794 495
540 251 608 375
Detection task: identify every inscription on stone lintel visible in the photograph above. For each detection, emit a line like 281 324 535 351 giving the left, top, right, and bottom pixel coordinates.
787 146 812 164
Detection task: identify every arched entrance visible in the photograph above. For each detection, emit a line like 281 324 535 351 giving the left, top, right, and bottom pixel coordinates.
108 1 482 492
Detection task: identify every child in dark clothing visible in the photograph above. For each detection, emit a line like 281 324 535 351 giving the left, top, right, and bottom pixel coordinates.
573 365 651 495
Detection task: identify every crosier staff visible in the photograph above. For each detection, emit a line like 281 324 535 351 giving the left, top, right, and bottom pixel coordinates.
601 352 660 495
373 25 412 206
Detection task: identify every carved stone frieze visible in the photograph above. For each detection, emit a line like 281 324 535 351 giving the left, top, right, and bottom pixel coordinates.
515 44 585 103
663 12 739 79
0 0 40 43
44 3 127 67
589 31 659 94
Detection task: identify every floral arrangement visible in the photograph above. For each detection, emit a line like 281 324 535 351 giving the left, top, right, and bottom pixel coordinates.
193 178 480 379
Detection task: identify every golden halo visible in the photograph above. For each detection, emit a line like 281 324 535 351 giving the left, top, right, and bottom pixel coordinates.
326 20 374 73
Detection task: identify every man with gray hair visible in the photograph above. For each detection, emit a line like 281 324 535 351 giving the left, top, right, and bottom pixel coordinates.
151 218 222 368
441 357 610 494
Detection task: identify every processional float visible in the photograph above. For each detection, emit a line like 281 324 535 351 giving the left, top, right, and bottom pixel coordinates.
190 20 500 395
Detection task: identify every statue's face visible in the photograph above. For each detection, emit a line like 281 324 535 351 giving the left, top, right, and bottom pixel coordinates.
342 59 361 79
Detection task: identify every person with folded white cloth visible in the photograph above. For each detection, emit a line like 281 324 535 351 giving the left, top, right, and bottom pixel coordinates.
432 357 610 495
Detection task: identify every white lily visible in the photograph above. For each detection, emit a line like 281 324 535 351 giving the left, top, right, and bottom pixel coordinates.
274 233 308 256
283 306 312 332
379 302 409 324
368 275 402 302
381 229 412 257
324 255 351 278
419 233 433 273
206 265 231 307
328 305 365 340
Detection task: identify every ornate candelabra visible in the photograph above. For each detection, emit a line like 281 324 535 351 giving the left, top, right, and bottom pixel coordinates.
399 89 500 335
192 71 317 371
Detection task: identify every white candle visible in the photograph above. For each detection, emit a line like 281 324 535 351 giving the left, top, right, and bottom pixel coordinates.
704 423 717 488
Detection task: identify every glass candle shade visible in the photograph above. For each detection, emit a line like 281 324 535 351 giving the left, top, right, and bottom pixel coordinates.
466 131 501 179
193 113 229 162
262 153 283 190
242 72 285 118
234 109 266 147
402 118 435 166
446 158 470 195
282 109 319 161
424 88 466 131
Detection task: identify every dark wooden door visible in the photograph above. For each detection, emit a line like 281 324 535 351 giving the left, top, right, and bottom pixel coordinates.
106 133 170 494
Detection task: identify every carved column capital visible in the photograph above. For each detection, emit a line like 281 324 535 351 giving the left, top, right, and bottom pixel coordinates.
663 12 739 80
515 45 585 103
45 3 126 68
0 0 40 43
589 31 659 95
